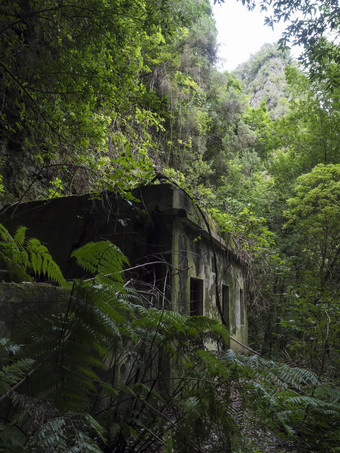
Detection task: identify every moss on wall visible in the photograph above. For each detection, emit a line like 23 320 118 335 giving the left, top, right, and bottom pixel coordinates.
0 283 69 341
170 213 248 351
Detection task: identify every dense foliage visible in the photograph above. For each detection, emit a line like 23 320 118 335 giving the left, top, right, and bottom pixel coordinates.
1 230 339 452
0 0 339 451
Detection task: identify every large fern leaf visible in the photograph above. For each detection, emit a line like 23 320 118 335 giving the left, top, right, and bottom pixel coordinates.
26 238 65 286
71 241 129 283
0 224 31 281
13 226 27 249
0 359 35 395
0 223 65 285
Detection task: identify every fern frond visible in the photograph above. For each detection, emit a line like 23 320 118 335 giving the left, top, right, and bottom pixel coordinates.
314 384 340 402
196 349 228 378
27 417 67 451
26 238 65 286
83 413 105 443
0 224 14 243
0 224 31 281
182 396 201 416
23 410 104 453
0 223 65 285
186 315 229 345
84 285 133 326
71 241 129 283
13 226 27 249
285 394 340 413
68 430 103 453
0 358 35 393
274 363 318 390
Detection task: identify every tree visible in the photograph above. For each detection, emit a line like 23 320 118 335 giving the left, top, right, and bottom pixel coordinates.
269 65 340 193
284 163 340 289
0 0 180 202
215 0 340 88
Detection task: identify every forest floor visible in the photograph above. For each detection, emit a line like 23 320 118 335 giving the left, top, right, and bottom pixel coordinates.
238 420 297 452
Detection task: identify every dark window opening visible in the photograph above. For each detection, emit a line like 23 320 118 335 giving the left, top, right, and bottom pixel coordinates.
222 285 230 330
240 289 245 325
211 256 216 273
190 278 203 316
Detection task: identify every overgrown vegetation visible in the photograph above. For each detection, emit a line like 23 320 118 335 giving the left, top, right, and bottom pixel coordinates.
0 229 339 452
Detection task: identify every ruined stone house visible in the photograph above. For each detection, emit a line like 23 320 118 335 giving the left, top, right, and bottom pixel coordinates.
0 183 248 350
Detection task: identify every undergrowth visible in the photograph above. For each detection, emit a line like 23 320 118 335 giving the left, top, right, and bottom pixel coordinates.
0 225 339 452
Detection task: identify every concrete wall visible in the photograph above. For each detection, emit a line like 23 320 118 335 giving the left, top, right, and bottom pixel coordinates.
170 211 247 352
0 283 69 342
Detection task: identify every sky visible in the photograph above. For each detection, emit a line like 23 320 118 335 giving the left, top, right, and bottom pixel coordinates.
211 0 297 71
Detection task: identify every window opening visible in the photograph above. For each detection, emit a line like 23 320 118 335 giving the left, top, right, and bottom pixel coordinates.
240 289 245 325
190 278 203 316
222 285 230 330
211 256 216 274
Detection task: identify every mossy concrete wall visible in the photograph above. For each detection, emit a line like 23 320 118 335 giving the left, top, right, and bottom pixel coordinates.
0 283 69 341
171 215 247 352
0 184 248 350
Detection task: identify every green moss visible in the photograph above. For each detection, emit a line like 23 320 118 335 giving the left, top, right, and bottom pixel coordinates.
0 283 70 340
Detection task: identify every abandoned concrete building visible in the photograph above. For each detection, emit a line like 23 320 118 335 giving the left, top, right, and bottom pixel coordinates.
0 183 248 351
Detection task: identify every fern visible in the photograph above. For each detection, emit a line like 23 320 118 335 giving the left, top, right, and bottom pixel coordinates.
71 240 129 283
0 338 35 398
26 238 65 286
0 223 65 286
0 224 31 281
13 226 27 249
25 413 104 453
221 351 340 450
181 395 201 416
0 359 35 391
1 238 339 452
